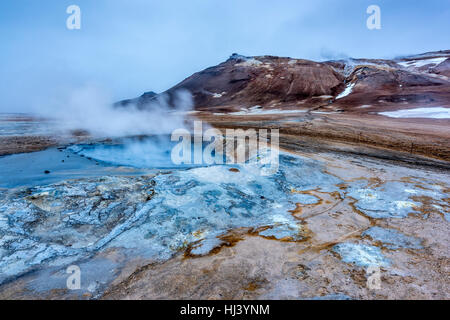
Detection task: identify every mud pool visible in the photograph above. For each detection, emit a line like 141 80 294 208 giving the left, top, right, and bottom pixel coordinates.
0 137 449 299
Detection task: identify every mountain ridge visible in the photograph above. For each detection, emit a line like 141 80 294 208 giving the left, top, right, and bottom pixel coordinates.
116 50 450 115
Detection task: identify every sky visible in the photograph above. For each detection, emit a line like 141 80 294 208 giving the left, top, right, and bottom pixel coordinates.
0 0 449 112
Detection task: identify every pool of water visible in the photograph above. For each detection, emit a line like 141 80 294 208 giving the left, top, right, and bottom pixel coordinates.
67 136 206 169
0 147 152 189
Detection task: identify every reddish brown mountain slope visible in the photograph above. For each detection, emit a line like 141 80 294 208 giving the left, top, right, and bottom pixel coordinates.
118 51 450 115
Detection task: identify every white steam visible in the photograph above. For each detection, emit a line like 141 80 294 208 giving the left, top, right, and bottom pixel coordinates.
36 85 193 138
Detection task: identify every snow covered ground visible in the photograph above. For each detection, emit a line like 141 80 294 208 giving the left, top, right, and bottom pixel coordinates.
397 57 447 69
335 82 355 100
379 107 450 119
215 106 307 115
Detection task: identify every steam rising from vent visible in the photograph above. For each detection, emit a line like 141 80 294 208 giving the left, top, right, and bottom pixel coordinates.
37 85 193 138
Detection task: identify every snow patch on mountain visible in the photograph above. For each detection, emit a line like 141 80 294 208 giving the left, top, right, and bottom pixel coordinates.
335 82 355 100
397 57 447 69
379 107 450 119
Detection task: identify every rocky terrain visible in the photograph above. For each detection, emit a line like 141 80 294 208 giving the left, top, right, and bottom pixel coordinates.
0 50 449 300
118 50 450 162
4 50 450 161
0 144 448 300
118 51 450 112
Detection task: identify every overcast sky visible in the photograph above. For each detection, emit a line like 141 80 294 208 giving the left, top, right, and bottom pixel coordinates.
1 0 449 112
